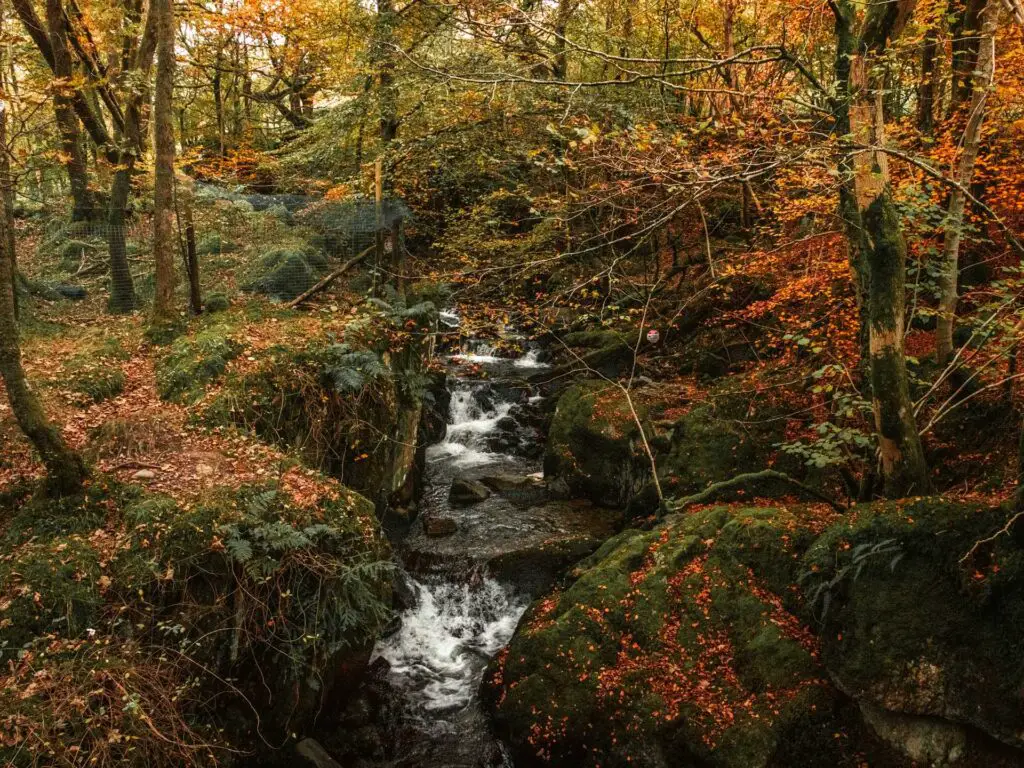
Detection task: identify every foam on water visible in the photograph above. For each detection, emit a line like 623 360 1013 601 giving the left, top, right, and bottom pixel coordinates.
513 348 549 369
372 573 528 715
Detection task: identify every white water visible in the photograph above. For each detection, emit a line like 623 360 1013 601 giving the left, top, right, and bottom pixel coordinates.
373 332 537 726
427 381 513 468
373 573 528 714
513 348 550 369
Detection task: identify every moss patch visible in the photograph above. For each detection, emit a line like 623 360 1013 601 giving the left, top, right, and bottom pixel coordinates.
0 474 390 767
155 323 244 403
544 381 652 507
486 506 832 767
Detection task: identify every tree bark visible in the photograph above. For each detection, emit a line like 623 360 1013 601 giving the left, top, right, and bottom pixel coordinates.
106 164 137 313
950 0 986 113
935 0 998 364
0 102 87 497
46 0 93 220
840 0 931 498
918 26 939 134
150 0 177 329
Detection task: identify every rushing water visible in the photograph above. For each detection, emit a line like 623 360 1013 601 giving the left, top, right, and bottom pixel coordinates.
366 330 551 766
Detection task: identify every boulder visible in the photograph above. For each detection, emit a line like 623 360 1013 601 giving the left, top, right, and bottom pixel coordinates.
479 474 547 506
449 478 491 505
423 516 458 538
485 499 1024 767
242 247 325 301
804 499 1024 757
484 506 839 767
543 381 651 508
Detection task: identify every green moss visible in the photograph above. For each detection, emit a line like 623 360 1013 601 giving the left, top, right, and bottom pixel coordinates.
544 380 651 507
66 366 126 403
204 291 231 313
242 246 325 301
57 337 130 404
196 232 238 255
488 506 831 768
802 499 1024 747
155 323 244 403
201 340 398 491
0 474 390 766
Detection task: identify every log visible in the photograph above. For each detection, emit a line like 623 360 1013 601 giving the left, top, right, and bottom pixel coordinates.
286 244 375 308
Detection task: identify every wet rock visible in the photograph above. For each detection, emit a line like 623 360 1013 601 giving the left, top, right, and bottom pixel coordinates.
296 738 343 768
471 384 496 412
479 473 547 506
391 569 419 610
860 702 966 765
479 474 538 493
420 371 451 444
423 516 458 538
485 417 522 454
449 478 491 505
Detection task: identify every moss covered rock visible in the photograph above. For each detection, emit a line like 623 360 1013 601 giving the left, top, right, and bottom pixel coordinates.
242 246 327 301
484 506 836 768
802 499 1024 754
155 323 243 403
488 499 1024 767
544 381 652 507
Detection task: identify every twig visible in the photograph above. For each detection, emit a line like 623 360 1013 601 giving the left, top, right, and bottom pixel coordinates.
959 510 1024 566
286 245 374 308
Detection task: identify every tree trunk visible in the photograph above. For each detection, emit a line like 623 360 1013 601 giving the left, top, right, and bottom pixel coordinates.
150 0 177 329
0 102 87 497
841 0 931 498
918 26 938 134
833 3 872 376
46 0 92 220
107 163 138 313
950 0 986 113
177 176 202 314
46 12 90 222
935 0 998 365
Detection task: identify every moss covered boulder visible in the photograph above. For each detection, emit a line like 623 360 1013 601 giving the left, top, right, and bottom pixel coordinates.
242 246 328 301
155 322 243 403
803 499 1024 756
487 499 1024 767
484 506 839 768
544 381 652 507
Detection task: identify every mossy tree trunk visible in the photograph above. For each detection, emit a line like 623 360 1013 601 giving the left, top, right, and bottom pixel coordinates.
934 0 998 365
836 0 931 498
106 3 157 315
150 0 177 329
0 103 87 497
833 2 871 376
46 0 93 221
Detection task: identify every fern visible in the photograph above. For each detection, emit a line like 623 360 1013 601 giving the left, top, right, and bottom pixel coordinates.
801 537 904 624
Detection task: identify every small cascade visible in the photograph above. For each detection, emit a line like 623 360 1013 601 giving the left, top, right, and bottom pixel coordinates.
429 381 514 467
361 317 549 766
373 568 528 715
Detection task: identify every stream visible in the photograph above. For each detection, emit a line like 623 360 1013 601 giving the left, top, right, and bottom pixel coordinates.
346 318 617 767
